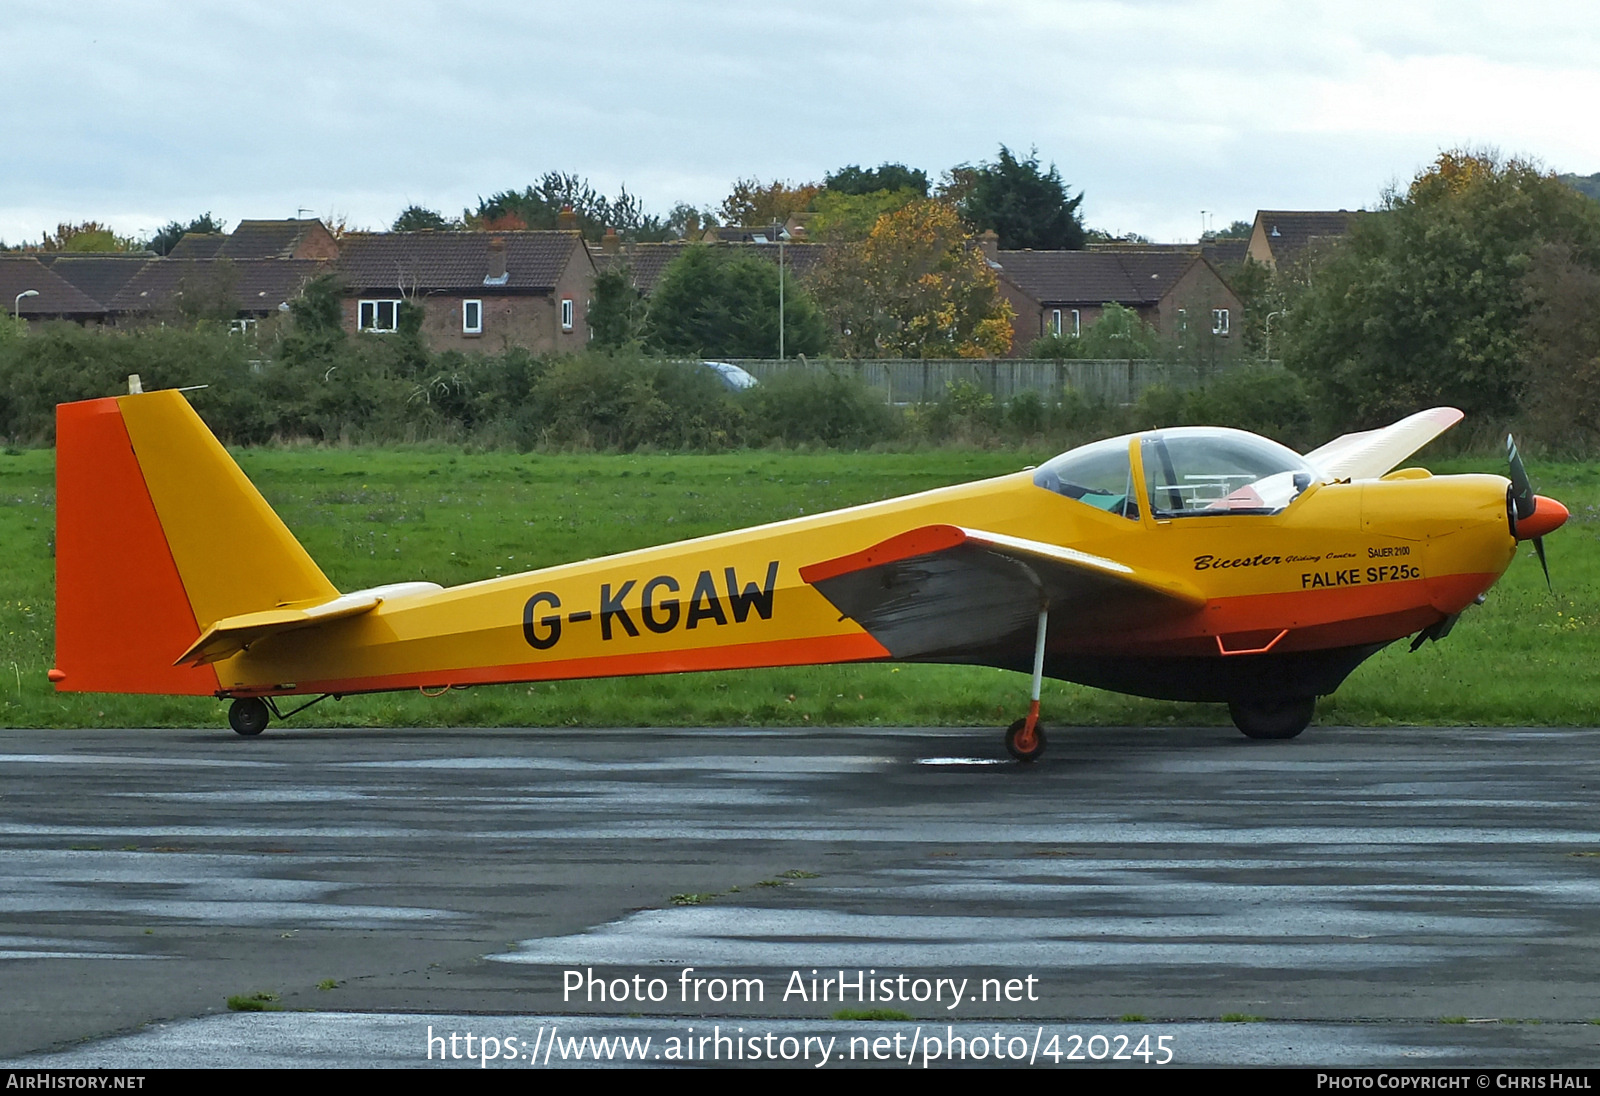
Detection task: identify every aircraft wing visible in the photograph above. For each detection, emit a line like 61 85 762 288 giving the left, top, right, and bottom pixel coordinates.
1304 407 1463 481
799 525 1203 660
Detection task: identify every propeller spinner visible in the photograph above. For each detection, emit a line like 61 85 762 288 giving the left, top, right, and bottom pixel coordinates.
1506 434 1569 588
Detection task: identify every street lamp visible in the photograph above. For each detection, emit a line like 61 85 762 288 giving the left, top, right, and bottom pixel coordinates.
14 289 38 318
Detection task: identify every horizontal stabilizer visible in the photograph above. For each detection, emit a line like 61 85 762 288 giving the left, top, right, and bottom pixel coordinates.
176 582 442 666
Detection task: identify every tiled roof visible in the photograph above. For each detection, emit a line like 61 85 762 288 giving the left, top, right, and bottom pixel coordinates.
1200 238 1249 268
166 234 227 259
995 249 1200 306
336 231 588 292
109 259 327 314
35 254 155 306
594 241 829 295
0 257 107 316
169 220 329 261
1255 211 1356 264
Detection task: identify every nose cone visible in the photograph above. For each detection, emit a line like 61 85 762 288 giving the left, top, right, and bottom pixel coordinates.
1516 495 1568 540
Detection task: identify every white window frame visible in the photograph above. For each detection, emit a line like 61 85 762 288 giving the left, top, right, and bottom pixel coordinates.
1070 309 1081 337
1212 308 1230 336
463 299 482 335
358 299 401 333
1051 309 1062 337
228 318 256 336
560 297 574 331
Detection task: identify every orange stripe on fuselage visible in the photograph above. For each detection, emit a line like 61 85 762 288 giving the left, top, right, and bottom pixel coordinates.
1060 572 1497 659
223 631 891 699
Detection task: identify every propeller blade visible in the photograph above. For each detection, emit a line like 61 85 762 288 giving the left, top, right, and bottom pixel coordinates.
1507 434 1536 521
1533 536 1551 590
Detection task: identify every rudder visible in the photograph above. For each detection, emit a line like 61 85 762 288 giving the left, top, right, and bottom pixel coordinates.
53 391 338 695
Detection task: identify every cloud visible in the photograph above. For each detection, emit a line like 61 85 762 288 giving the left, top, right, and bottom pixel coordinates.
3 0 1597 245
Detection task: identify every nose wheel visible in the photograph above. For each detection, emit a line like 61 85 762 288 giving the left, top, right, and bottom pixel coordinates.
1003 606 1051 762
1006 714 1047 762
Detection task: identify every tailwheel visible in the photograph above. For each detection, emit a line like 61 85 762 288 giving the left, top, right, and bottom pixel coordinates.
1005 717 1047 762
1228 697 1315 740
228 697 270 737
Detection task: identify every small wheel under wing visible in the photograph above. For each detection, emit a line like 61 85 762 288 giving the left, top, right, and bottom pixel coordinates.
229 697 270 736
1228 697 1315 740
1005 717 1047 762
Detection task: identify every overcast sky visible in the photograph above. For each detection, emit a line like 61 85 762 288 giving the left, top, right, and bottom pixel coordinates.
5 0 1597 246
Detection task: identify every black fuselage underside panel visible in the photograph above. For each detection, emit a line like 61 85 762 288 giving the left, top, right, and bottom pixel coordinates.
929 642 1392 704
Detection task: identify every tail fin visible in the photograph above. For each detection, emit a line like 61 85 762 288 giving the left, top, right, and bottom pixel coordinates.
54 391 338 695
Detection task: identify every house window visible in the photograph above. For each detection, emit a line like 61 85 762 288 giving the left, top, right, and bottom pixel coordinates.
1051 309 1062 336
560 298 574 331
463 299 482 335
228 318 256 336
1177 308 1187 332
1212 308 1230 336
1070 309 1081 337
359 299 401 332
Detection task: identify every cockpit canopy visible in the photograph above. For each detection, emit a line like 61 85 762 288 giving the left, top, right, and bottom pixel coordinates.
1033 427 1321 519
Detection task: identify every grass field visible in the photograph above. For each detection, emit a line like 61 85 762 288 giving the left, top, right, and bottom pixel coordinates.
1 444 1595 731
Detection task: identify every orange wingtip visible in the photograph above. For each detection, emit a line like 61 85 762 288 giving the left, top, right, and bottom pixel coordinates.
800 524 969 584
47 668 65 682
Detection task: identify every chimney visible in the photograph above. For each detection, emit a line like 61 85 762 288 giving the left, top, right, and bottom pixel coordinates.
557 205 578 232
978 230 999 260
601 227 620 254
485 236 508 284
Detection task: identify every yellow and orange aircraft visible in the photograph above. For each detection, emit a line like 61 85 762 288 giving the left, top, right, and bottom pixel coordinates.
51 389 1566 758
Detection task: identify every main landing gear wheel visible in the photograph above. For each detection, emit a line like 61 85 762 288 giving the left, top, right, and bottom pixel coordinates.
229 697 270 737
1006 718 1047 762
1228 697 1315 740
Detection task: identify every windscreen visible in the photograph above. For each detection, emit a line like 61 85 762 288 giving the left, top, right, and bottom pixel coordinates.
1140 428 1317 517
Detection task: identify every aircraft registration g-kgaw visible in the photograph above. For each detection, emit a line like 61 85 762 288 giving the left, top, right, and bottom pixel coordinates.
51 389 1567 759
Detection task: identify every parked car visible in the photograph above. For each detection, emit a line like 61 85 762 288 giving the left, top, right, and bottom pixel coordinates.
701 361 759 391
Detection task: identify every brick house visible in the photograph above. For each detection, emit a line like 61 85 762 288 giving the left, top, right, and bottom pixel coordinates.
988 241 1243 354
167 219 340 261
1245 210 1356 270
0 256 108 324
108 259 327 330
334 231 595 352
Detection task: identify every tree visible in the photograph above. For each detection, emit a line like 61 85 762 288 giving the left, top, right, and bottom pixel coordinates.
717 179 820 228
280 273 347 365
36 222 136 253
171 259 241 323
950 146 1085 251
813 199 1014 359
824 163 928 197
807 188 921 242
466 174 667 241
646 246 828 358
587 266 648 350
1519 243 1600 449
1026 304 1164 360
1203 220 1253 241
148 213 225 256
1283 151 1600 430
392 206 461 232
1558 172 1600 203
